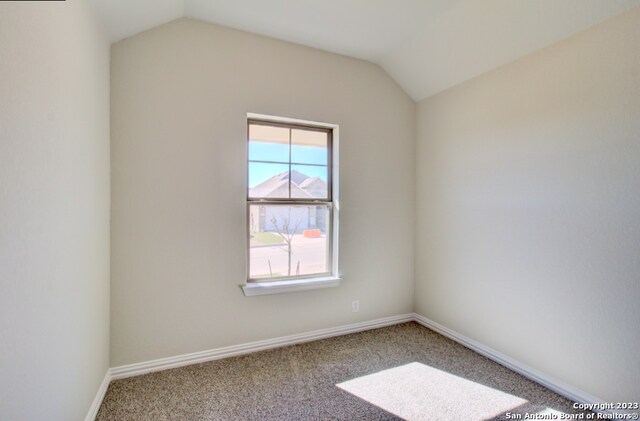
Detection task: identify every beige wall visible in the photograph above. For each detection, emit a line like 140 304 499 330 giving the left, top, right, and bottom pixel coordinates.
110 19 415 366
0 0 110 420
415 7 640 402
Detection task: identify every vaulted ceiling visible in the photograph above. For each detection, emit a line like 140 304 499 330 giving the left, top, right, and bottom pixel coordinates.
88 0 640 101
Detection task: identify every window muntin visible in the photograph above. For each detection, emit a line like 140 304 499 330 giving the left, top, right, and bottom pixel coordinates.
247 119 333 282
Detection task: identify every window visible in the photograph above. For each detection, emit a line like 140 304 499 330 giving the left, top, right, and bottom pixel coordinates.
243 115 339 295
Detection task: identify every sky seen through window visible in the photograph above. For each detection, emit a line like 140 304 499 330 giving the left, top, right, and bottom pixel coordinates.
249 141 328 187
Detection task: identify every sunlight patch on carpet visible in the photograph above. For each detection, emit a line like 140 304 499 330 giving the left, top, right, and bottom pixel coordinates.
336 362 529 421
536 407 566 417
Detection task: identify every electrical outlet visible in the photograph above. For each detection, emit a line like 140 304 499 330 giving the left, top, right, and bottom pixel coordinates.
352 299 360 312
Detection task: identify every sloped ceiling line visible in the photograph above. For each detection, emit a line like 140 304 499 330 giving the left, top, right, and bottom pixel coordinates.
88 0 640 101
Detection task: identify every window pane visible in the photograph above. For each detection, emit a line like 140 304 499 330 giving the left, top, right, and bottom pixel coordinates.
248 162 289 198
249 124 289 144
249 204 330 280
249 140 289 163
249 124 289 162
291 129 327 165
291 164 328 199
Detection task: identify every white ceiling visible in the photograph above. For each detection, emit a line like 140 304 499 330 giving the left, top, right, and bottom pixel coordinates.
88 0 640 101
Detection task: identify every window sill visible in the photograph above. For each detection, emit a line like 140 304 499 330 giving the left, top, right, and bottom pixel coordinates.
241 276 342 296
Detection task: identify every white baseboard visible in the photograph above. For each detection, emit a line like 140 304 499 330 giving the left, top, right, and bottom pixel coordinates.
86 313 620 420
412 313 623 416
84 368 111 421
110 313 414 380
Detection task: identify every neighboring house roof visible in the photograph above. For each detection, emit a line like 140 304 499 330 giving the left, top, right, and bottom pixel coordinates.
250 170 327 199
298 177 327 198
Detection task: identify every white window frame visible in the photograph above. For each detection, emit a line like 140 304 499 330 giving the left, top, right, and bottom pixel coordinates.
242 113 340 296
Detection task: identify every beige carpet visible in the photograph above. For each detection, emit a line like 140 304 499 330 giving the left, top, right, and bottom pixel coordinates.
97 322 592 420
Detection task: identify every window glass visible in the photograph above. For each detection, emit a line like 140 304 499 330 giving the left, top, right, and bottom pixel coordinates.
249 140 289 163
248 124 289 162
248 162 289 198
291 129 327 165
290 164 328 199
249 204 330 280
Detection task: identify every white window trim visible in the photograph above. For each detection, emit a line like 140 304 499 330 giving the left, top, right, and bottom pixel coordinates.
241 113 340 296
241 276 342 296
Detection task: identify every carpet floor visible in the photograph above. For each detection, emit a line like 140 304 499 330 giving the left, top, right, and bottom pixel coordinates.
96 322 591 420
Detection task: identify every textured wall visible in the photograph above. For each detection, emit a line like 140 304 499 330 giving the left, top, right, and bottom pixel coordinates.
110 18 415 366
0 0 111 419
415 7 640 402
